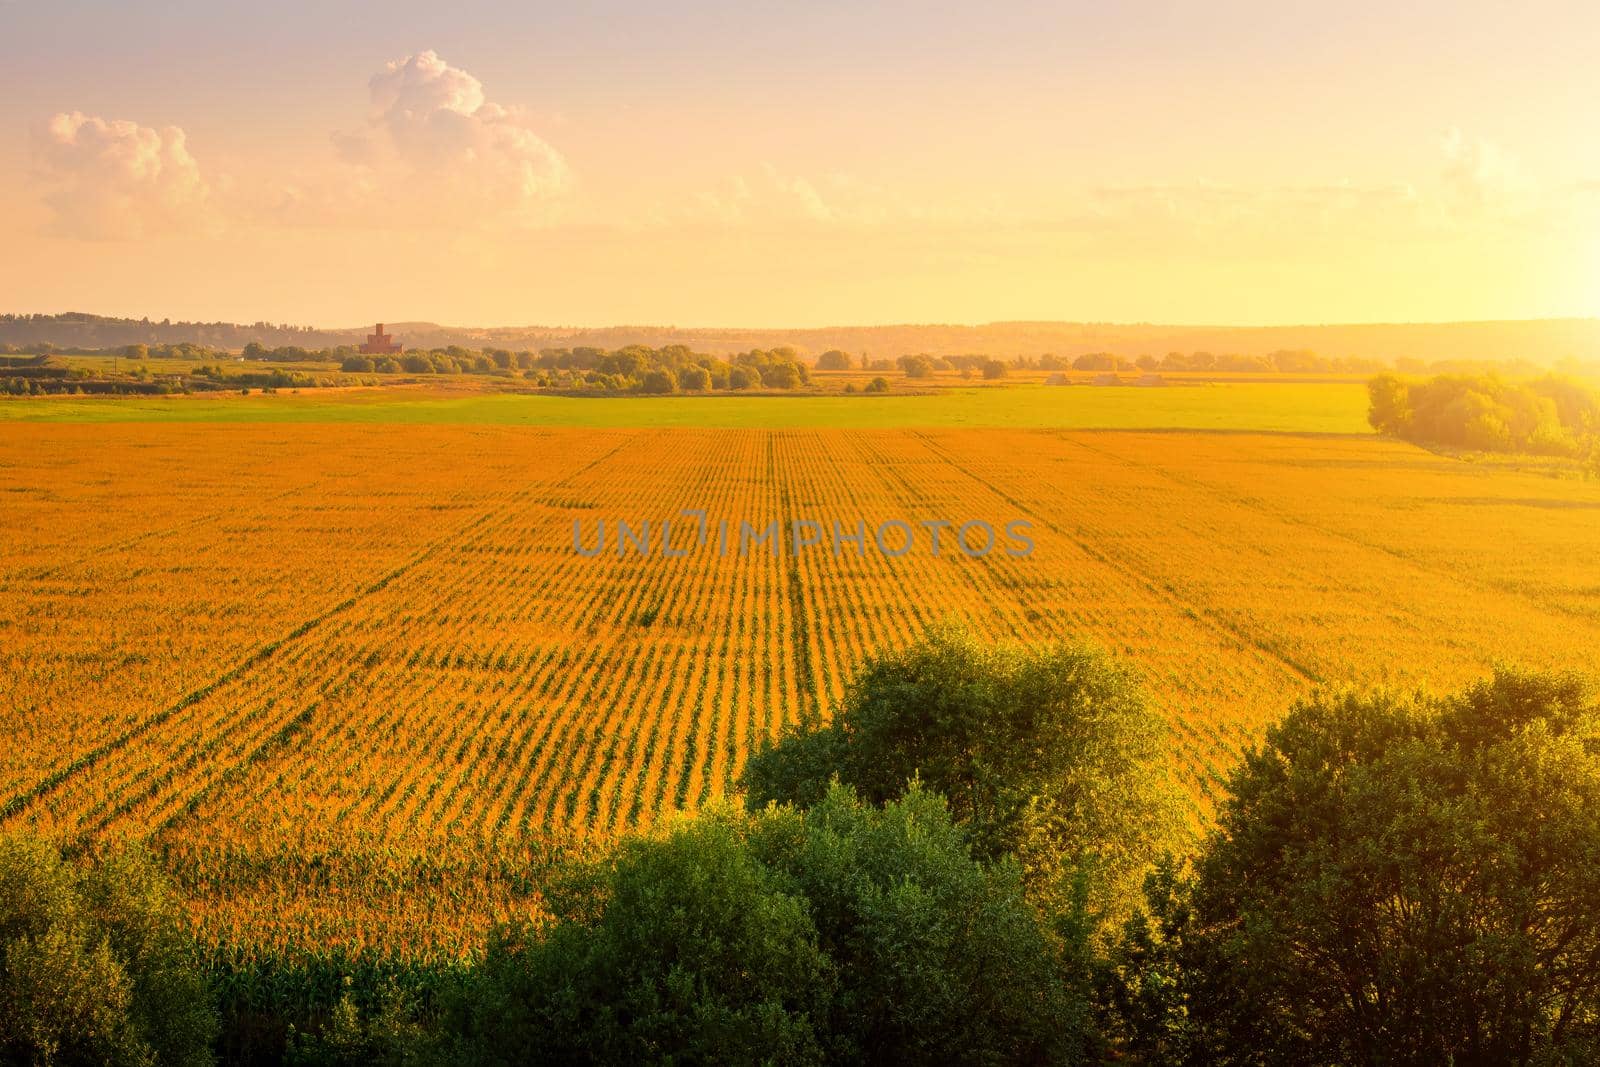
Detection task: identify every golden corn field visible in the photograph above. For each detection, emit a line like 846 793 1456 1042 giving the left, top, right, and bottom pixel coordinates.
4 422 1600 962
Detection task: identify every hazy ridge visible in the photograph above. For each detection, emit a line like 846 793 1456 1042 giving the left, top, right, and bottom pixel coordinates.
4 312 1598 364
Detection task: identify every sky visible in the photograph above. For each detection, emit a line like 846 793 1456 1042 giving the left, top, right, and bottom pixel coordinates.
1 0 1597 328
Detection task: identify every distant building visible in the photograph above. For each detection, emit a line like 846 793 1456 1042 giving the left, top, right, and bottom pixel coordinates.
359 323 402 355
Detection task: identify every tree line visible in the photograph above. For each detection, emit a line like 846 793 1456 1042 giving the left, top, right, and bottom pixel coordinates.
341 343 813 393
5 625 1597 1064
7 313 1600 368
1368 372 1600 457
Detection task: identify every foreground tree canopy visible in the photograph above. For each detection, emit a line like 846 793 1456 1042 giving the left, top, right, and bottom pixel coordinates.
445 784 1095 1066
0 836 217 1066
1111 668 1600 1065
5 636 1599 1066
742 623 1183 916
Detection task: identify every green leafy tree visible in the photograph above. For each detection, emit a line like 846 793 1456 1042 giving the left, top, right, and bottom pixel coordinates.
639 368 678 394
1132 669 1600 1065
1367 372 1596 456
0 834 217 1066
1366 372 1413 435
449 785 1095 1065
283 978 424 1067
755 783 1099 1065
743 623 1182 919
761 362 803 389
449 812 832 1066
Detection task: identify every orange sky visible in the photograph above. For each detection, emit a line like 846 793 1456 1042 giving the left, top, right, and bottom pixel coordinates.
1 2 1596 327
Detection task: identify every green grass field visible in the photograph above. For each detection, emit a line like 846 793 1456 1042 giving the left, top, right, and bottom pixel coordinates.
0 381 1371 432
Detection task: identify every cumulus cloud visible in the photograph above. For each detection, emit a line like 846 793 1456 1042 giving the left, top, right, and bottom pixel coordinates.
33 111 214 240
316 50 570 228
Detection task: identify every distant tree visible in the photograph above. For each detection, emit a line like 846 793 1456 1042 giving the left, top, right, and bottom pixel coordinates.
677 365 711 391
1267 349 1320 373
1072 352 1119 372
1367 373 1595 455
640 368 677 394
1135 355 1159 372
123 343 148 360
698 358 732 389
899 354 937 379
761 361 803 390
864 376 889 393
1366 373 1413 436
815 350 853 371
728 366 758 390
981 359 1008 380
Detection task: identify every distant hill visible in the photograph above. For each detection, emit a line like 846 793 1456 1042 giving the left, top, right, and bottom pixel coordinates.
4 312 1597 365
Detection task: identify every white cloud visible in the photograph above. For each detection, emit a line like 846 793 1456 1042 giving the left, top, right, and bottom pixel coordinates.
33 111 214 240
682 165 895 228
319 50 571 228
1439 128 1535 220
